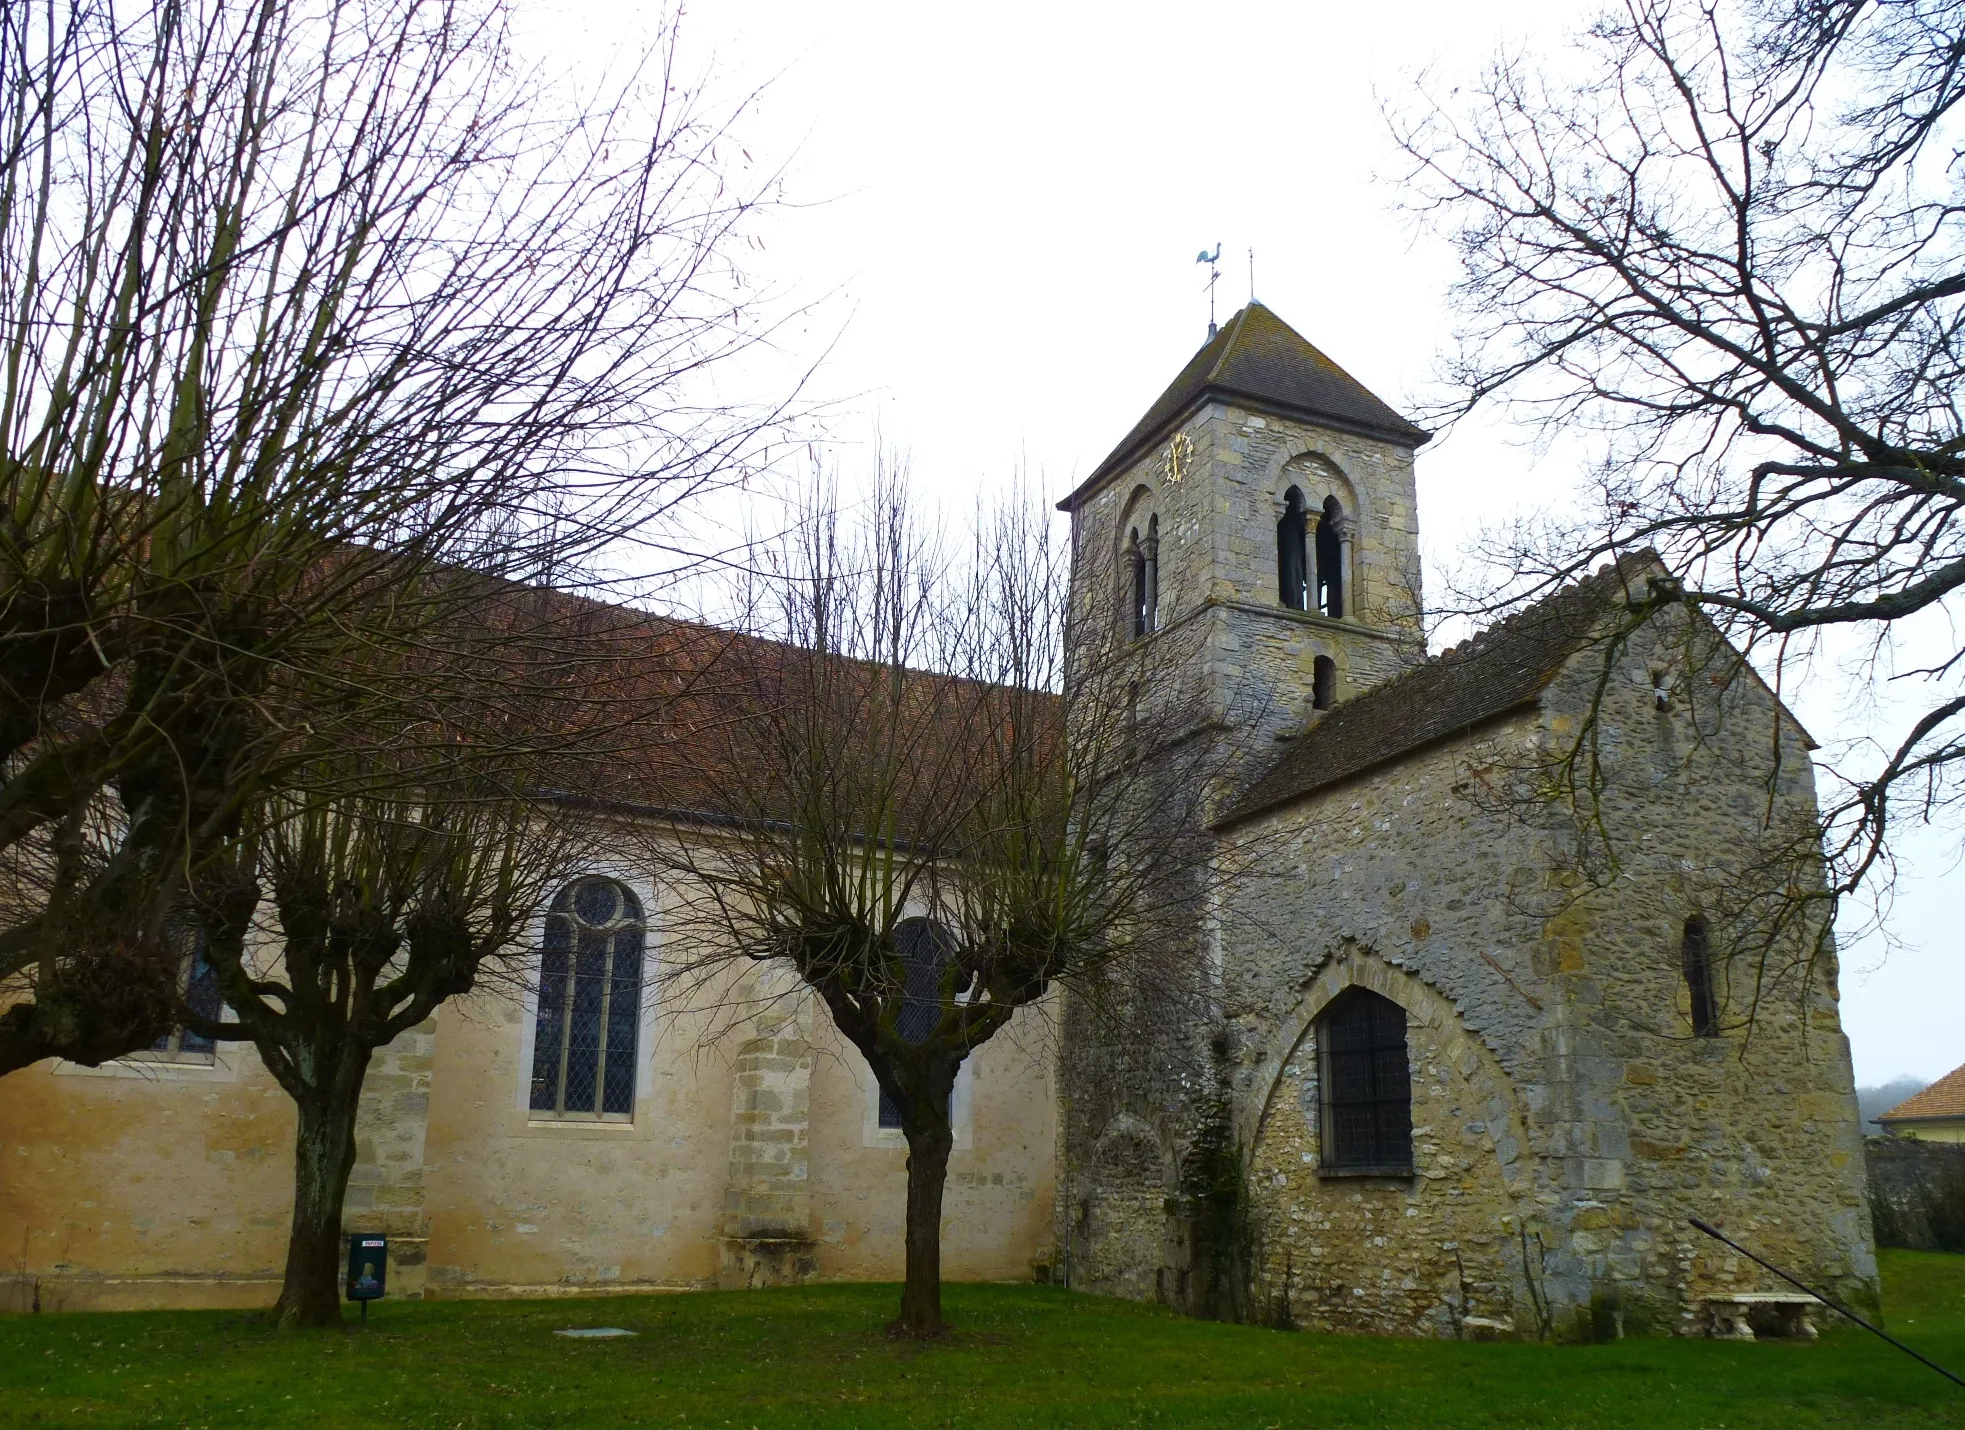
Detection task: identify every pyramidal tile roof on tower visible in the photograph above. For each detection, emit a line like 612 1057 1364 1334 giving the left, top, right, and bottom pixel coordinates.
1059 301 1432 512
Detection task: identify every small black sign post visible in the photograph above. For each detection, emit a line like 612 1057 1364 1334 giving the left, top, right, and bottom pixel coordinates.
345 1234 388 1326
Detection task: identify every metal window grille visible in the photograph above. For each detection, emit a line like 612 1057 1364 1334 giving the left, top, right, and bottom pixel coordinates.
529 878 645 1119
1318 990 1412 1174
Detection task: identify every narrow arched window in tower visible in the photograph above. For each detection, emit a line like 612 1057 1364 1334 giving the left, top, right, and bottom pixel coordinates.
1316 495 1345 618
1128 519 1159 638
1317 988 1412 1174
1312 654 1336 711
1277 487 1309 610
1682 916 1720 1036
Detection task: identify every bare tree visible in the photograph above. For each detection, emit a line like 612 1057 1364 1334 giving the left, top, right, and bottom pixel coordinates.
648 477 1221 1337
187 752 578 1328
0 0 782 1075
170 563 743 1330
1393 0 1965 924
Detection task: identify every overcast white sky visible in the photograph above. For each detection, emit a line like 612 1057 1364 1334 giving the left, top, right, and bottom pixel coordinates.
525 0 1961 1089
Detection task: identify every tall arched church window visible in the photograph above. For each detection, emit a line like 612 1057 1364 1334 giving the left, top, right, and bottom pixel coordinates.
878 917 958 1128
530 877 646 1119
1317 989 1412 1174
1130 516 1160 637
1316 495 1345 619
1277 487 1309 610
1682 916 1720 1036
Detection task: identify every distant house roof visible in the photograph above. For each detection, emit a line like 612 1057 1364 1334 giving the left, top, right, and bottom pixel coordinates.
1058 302 1431 513
1880 1063 1965 1125
1219 563 1639 829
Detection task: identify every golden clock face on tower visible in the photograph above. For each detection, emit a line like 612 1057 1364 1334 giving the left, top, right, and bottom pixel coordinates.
1160 431 1193 486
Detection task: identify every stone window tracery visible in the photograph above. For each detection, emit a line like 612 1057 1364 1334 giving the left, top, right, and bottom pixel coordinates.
529 876 645 1119
1317 988 1412 1175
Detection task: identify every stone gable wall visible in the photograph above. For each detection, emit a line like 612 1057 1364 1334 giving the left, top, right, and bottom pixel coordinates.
1063 587 1878 1337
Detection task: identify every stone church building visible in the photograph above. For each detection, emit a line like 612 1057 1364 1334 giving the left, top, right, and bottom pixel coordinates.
0 303 1877 1338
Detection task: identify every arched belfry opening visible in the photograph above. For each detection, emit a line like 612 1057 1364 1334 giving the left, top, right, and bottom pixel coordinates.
1278 487 1309 610
1316 495 1345 619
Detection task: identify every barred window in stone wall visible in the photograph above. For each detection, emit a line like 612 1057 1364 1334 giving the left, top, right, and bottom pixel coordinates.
1318 989 1412 1174
529 877 645 1119
1682 916 1720 1037
878 918 957 1128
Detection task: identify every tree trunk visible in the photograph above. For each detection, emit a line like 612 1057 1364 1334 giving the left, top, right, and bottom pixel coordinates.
274 1086 363 1328
895 1116 954 1337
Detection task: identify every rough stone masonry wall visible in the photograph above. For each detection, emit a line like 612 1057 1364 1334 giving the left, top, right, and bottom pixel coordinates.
1194 403 1425 746
1528 603 1877 1329
1213 601 1877 1339
1069 401 1426 749
719 981 817 1288
1245 947 1537 1337
1865 1136 1965 1253
1059 402 1432 1314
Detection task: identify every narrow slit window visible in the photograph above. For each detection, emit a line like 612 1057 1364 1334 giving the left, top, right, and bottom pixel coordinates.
1312 655 1336 711
529 877 645 1119
1682 916 1719 1036
1318 989 1412 1174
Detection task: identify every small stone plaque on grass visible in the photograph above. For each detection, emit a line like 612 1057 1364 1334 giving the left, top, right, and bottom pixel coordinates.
554 1327 637 1339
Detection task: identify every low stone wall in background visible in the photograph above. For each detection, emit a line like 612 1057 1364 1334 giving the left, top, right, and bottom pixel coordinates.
1865 1136 1965 1253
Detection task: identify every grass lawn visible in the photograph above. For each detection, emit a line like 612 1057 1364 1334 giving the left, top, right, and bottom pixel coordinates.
1 1250 1961 1428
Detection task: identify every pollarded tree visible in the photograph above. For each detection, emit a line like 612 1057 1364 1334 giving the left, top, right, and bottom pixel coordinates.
1393 0 1965 952
186 754 578 1329
651 480 1226 1337
0 0 780 1075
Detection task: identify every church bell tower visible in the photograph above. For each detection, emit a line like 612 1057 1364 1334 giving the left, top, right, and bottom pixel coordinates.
1059 302 1432 747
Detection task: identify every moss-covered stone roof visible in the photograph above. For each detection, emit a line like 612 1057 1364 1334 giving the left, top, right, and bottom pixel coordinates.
1219 564 1638 829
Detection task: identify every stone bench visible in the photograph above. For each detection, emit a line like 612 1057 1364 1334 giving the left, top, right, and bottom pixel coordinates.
1699 1291 1822 1341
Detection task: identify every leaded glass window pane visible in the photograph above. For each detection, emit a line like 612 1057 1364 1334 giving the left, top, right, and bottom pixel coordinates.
529 877 645 1120
894 918 954 1046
